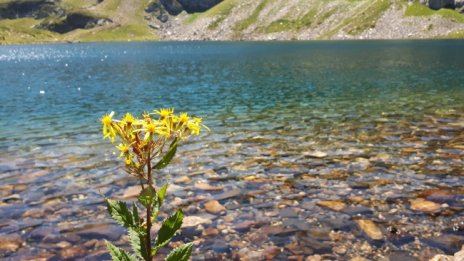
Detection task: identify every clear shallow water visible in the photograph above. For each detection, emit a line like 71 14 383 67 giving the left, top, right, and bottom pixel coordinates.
0 41 464 260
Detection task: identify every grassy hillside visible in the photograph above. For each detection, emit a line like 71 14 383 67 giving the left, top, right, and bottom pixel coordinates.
1 0 464 44
0 0 157 44
172 0 464 40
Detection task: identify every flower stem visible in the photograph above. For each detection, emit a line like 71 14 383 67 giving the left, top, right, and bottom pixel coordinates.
146 152 152 261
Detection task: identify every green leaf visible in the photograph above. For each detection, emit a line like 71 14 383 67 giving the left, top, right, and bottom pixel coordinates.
154 209 184 250
153 139 178 170
128 228 149 261
158 183 168 207
106 199 135 229
138 186 157 208
105 240 135 261
165 243 193 261
132 204 140 226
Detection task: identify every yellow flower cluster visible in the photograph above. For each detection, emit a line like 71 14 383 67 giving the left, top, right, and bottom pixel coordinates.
100 108 207 178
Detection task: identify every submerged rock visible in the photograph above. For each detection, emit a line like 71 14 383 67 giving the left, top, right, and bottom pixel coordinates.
409 198 442 212
174 176 191 184
204 200 226 214
423 234 464 254
418 189 456 203
59 246 86 260
386 251 418 261
264 246 281 260
355 219 383 240
194 182 224 191
0 235 24 253
317 200 346 212
182 215 212 227
214 188 243 200
304 151 328 158
121 185 141 199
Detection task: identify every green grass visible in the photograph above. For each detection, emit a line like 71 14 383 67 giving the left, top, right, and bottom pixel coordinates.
445 30 464 38
262 0 342 34
233 0 270 33
320 0 390 39
99 0 122 14
404 2 435 16
73 24 155 42
185 13 201 24
264 6 318 33
0 0 155 44
405 2 464 23
60 0 96 11
314 6 340 26
207 0 237 29
0 18 58 44
345 0 391 35
206 0 237 17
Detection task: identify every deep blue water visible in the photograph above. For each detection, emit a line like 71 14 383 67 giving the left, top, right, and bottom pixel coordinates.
0 41 464 259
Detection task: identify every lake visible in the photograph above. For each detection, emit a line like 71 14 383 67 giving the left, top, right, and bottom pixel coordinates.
0 41 463 260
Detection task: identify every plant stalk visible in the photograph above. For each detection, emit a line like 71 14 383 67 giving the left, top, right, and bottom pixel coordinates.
146 152 152 261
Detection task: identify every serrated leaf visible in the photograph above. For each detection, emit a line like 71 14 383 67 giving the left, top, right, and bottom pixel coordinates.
105 240 135 261
153 139 177 170
106 199 134 229
128 228 149 261
154 209 183 250
158 183 168 207
138 186 157 208
132 204 140 226
165 243 193 261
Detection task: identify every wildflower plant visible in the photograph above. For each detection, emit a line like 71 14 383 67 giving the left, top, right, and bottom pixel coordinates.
100 108 207 261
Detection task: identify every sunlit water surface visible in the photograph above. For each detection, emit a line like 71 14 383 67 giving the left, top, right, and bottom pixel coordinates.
0 41 464 260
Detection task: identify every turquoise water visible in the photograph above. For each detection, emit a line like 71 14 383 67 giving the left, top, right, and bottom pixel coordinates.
1 41 464 259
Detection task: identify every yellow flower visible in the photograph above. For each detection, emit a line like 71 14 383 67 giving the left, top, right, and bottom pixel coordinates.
101 112 116 143
101 113 113 126
146 123 158 134
192 117 202 124
179 113 189 123
121 113 135 126
142 112 151 121
116 143 130 157
124 154 133 165
171 115 179 125
154 108 174 119
187 122 201 135
143 123 157 142
101 109 208 171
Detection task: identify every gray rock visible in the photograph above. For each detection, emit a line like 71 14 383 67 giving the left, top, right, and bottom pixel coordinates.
420 0 459 10
151 0 223 16
387 251 418 261
177 0 224 14
159 0 184 15
422 234 464 255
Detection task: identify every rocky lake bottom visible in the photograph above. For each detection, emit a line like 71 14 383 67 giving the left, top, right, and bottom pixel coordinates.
0 41 463 260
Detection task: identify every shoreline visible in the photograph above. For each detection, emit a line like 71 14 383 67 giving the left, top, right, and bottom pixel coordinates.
2 37 464 46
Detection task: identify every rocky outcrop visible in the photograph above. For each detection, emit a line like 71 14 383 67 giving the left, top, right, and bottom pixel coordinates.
176 0 223 13
37 12 111 34
146 0 222 22
420 0 464 10
0 0 64 19
159 0 184 15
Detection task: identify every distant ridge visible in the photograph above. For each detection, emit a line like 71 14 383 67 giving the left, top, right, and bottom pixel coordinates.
1 0 464 44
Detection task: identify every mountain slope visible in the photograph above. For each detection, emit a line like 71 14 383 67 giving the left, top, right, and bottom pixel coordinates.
161 0 464 40
0 0 157 44
1 0 464 44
